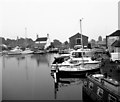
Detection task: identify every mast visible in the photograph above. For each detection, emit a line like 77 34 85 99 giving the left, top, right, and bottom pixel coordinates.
80 18 83 49
80 18 84 67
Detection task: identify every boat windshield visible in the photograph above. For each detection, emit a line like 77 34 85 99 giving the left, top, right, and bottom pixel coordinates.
72 52 83 58
72 51 93 58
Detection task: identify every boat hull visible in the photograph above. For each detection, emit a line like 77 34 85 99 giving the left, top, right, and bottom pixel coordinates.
21 51 33 54
33 50 46 54
56 67 100 77
7 52 22 55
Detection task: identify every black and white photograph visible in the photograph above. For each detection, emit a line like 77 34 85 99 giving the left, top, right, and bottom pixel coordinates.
0 0 120 101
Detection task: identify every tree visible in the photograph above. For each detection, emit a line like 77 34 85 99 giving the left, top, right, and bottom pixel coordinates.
53 39 62 48
64 41 69 45
90 39 96 43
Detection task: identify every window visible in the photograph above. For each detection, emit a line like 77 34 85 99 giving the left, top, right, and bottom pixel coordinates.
83 80 87 87
76 38 81 45
97 87 103 98
89 81 94 90
108 94 117 102
72 52 82 58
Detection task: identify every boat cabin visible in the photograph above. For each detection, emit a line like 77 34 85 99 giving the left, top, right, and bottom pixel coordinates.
70 48 93 58
83 74 120 102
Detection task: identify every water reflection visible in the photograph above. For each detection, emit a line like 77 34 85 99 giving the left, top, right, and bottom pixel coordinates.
0 56 2 101
4 55 25 68
2 54 55 100
2 53 103 101
31 54 49 66
51 71 84 100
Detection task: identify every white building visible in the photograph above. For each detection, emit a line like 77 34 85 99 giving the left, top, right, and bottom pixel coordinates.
35 34 51 49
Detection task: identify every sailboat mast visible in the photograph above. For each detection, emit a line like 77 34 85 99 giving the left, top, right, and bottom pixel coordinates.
80 18 84 66
80 18 83 49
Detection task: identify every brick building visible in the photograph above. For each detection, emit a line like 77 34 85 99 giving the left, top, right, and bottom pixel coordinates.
69 32 88 49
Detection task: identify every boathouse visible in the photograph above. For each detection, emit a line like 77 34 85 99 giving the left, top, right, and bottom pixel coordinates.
34 34 51 49
106 30 120 52
69 32 88 49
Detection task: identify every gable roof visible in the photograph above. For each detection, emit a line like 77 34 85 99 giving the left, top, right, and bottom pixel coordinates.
69 32 88 39
111 40 120 47
108 30 120 37
36 37 47 42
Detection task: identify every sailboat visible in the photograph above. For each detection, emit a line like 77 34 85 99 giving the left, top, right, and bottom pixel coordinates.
21 28 33 54
51 19 101 76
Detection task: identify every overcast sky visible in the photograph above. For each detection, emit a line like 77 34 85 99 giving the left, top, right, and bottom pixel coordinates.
0 0 119 42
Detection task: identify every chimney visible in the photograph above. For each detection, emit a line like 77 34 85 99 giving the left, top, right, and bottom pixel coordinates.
47 34 49 38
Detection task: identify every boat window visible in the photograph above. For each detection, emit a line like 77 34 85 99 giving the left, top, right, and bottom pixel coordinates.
72 52 82 58
83 52 85 56
85 52 93 57
108 94 117 102
89 81 94 90
69 60 79 64
97 87 103 98
83 80 87 87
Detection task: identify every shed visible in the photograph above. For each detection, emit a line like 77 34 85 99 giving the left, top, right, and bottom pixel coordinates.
69 32 88 49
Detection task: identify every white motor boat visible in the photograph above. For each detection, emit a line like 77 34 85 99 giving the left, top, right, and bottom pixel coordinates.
8 46 22 55
51 48 101 76
21 48 33 54
52 48 100 68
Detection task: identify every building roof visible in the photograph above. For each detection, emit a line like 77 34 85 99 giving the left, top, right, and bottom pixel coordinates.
36 37 47 42
108 30 120 37
111 40 120 47
69 32 88 39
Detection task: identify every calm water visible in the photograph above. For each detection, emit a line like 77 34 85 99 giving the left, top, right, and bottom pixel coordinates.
2 54 83 100
0 56 2 101
2 54 120 101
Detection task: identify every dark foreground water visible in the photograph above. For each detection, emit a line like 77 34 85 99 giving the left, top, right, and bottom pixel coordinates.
1 54 83 101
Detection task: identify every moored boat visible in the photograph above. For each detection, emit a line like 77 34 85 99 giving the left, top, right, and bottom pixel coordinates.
8 46 22 55
55 63 101 77
33 49 46 54
21 48 33 54
51 48 101 76
82 73 120 102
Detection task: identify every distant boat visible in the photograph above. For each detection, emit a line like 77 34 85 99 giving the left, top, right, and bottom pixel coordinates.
21 48 33 54
33 49 46 54
8 46 22 55
21 27 34 55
